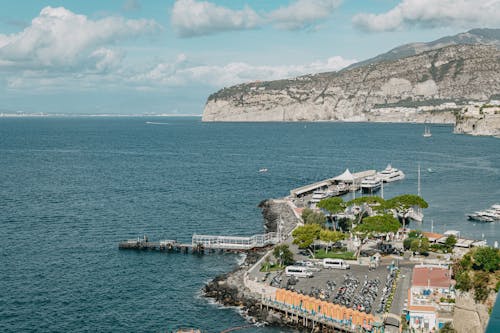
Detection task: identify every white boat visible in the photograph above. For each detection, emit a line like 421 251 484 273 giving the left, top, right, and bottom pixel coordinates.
377 164 405 183
360 176 382 193
258 168 268 173
423 125 432 137
468 204 500 222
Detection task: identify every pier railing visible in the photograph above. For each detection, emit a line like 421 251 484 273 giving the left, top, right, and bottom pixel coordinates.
192 232 278 250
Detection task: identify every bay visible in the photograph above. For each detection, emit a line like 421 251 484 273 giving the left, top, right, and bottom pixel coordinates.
1 117 499 332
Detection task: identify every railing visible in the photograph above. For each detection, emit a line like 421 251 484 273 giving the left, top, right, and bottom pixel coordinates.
191 232 278 250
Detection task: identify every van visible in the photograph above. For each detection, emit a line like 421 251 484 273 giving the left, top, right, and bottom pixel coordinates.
322 258 350 270
285 265 314 278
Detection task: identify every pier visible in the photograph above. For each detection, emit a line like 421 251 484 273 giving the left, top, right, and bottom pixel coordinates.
118 232 280 253
290 169 376 198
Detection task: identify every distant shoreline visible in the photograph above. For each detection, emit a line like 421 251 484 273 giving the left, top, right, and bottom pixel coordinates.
0 113 202 118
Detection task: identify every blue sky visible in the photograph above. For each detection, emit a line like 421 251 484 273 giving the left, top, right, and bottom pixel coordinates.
1 0 498 115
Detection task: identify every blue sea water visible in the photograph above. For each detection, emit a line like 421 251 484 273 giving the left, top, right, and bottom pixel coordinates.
0 117 499 332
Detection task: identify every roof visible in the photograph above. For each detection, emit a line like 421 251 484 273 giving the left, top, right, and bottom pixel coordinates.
290 180 330 196
334 168 355 182
412 266 452 288
422 232 444 241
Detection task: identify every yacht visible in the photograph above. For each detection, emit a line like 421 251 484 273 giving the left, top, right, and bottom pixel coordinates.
377 164 405 183
468 204 500 222
310 190 328 203
360 176 382 194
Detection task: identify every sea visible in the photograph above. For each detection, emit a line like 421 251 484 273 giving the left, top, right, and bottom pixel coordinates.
0 117 499 333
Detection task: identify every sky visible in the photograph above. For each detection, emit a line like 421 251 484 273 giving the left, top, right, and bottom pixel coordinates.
1 0 499 115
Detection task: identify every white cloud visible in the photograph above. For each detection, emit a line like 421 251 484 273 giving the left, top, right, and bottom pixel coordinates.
130 54 356 88
353 0 500 32
171 0 341 37
171 0 261 37
269 0 341 30
0 6 160 71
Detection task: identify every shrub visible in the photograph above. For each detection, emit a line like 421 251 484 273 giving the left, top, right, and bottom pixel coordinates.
473 247 500 272
473 271 490 302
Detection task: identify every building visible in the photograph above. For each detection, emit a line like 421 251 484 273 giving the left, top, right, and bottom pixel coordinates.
407 265 455 331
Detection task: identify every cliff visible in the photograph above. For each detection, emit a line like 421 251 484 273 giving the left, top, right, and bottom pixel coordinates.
202 44 500 124
454 103 500 137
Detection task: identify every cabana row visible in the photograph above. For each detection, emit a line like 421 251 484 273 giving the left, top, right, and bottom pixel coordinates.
275 289 378 329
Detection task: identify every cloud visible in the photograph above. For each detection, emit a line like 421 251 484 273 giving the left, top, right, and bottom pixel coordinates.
171 0 261 37
352 0 500 32
269 0 341 30
130 54 356 88
171 0 341 37
0 6 160 71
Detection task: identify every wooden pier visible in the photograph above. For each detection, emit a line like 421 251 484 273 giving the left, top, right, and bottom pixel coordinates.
118 232 279 253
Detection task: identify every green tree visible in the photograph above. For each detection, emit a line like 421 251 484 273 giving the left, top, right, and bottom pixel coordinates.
292 224 321 249
354 214 400 234
319 229 346 243
444 235 457 252
317 197 345 214
473 271 490 302
319 230 346 252
410 237 429 253
408 230 423 239
301 208 327 226
273 244 294 267
455 271 472 291
473 247 500 272
385 194 429 226
346 196 386 225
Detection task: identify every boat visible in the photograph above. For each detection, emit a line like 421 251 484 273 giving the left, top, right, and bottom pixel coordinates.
377 164 405 183
468 204 500 222
360 176 382 194
258 168 268 173
423 125 432 137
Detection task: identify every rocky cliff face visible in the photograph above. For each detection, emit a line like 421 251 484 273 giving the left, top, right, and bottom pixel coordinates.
454 104 500 137
202 44 500 124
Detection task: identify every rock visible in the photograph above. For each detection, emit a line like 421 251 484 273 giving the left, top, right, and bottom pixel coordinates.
202 44 500 130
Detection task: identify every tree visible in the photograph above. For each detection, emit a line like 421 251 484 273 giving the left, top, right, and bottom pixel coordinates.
319 230 346 252
473 247 500 272
346 196 386 225
455 271 472 291
408 230 423 239
384 194 428 226
473 271 490 302
410 237 429 254
317 197 345 215
444 235 457 252
273 244 294 267
292 224 321 249
301 208 327 226
354 214 400 234
319 229 346 243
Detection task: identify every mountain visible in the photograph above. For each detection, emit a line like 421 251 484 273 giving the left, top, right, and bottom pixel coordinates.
202 43 500 128
345 28 500 70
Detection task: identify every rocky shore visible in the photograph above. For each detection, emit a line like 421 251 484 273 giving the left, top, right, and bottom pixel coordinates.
202 199 301 328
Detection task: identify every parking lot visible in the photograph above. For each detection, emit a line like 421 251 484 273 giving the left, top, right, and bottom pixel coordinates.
265 261 399 315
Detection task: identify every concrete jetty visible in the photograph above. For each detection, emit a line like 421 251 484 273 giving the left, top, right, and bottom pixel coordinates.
290 169 376 197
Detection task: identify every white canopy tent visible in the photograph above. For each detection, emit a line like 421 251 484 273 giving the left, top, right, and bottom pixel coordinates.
333 168 355 183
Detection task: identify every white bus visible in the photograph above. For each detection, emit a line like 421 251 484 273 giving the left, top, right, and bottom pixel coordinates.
285 265 314 278
322 258 350 270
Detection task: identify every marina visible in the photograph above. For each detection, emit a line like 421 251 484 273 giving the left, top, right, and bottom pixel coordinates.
468 204 500 223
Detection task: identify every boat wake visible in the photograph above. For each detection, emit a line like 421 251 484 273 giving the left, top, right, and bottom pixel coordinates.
145 121 170 125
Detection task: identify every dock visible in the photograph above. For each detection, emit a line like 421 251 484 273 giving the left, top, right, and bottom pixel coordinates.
290 169 376 198
119 232 280 253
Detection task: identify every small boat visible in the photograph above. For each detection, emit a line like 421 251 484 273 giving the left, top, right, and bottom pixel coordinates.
423 125 432 137
377 164 405 183
427 168 433 173
258 168 268 173
360 176 382 194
